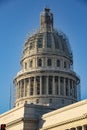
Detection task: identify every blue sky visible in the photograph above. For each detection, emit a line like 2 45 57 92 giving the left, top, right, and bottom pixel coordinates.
0 0 87 114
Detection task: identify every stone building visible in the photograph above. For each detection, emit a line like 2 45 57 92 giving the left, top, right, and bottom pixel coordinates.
1 8 86 130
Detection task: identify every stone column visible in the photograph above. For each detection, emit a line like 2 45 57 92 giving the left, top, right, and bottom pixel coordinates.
18 82 20 98
29 78 31 96
64 78 66 96
82 126 85 130
58 76 60 95
34 77 36 95
20 80 22 97
40 76 42 95
53 76 55 95
26 79 28 96
72 80 74 98
16 82 18 99
68 79 70 96
46 76 48 95
24 79 26 97
36 57 37 68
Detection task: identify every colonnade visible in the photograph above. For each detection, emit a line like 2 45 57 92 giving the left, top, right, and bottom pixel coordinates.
15 76 77 100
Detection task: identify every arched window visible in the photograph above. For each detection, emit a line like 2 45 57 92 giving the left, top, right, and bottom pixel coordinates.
38 59 42 67
30 60 33 67
57 59 60 67
47 59 52 66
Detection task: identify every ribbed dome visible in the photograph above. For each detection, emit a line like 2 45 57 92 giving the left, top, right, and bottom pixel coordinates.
25 30 73 61
23 8 73 63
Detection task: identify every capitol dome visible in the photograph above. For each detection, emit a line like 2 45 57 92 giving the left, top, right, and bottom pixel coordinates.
14 8 80 109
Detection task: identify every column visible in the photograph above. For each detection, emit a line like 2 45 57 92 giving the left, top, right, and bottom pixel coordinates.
18 82 20 98
64 78 66 96
28 78 30 96
72 80 74 98
40 76 42 95
46 76 48 95
24 79 26 97
68 79 70 96
26 79 28 96
20 80 22 98
53 76 55 95
58 76 60 95
82 125 85 130
16 82 18 99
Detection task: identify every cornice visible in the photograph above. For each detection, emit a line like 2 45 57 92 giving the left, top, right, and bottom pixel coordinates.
42 100 87 118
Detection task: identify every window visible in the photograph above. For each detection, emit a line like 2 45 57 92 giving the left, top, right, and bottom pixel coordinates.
49 99 52 103
37 38 43 48
36 99 39 103
62 99 64 104
57 59 60 67
38 59 42 67
84 125 87 130
64 61 66 68
77 126 82 130
25 62 27 69
30 43 33 50
30 60 33 67
47 59 52 66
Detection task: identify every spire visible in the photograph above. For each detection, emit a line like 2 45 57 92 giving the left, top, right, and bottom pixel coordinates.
40 8 53 32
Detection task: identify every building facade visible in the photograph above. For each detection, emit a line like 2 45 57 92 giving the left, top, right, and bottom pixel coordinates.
14 8 80 109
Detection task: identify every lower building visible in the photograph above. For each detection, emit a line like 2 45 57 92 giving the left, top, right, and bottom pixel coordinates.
0 100 87 130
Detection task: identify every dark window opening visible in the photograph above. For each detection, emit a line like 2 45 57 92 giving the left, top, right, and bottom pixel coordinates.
47 59 52 66
64 61 66 68
57 60 60 67
38 59 42 67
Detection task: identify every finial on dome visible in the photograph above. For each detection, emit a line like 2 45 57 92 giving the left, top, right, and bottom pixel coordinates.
40 8 53 32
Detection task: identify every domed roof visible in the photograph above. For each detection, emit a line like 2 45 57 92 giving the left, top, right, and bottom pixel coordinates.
25 29 73 61
24 8 73 62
